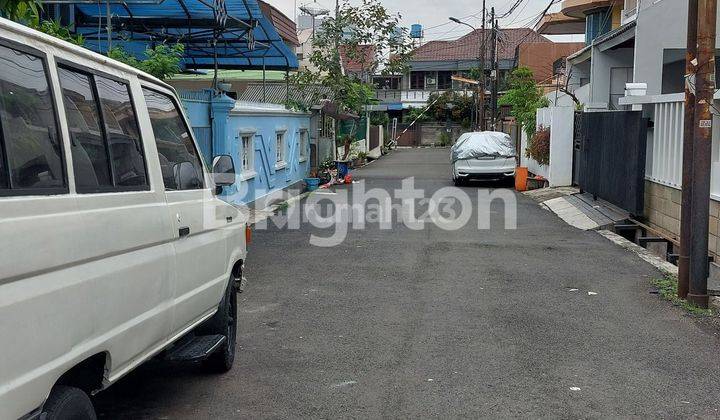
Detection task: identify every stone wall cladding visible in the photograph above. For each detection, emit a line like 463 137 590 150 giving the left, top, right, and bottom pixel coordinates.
644 180 720 256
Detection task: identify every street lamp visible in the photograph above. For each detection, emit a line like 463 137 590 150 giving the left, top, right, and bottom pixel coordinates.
449 16 485 131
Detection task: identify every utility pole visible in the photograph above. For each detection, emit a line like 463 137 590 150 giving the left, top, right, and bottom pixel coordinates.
687 0 717 308
490 8 498 130
679 0 699 299
479 0 486 131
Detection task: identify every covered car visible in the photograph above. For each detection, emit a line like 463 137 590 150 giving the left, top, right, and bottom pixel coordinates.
450 131 517 185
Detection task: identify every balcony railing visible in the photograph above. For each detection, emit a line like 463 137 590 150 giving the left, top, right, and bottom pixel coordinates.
374 89 474 103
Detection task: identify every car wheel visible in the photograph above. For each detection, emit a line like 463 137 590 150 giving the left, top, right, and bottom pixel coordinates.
200 277 238 373
453 177 464 187
42 385 96 420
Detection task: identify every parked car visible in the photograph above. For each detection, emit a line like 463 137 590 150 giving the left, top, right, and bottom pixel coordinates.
0 18 247 419
450 131 517 186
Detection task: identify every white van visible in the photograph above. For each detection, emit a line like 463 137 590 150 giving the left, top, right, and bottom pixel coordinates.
0 18 247 419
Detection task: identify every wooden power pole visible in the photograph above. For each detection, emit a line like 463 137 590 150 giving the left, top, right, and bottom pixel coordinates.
687 0 717 308
479 0 486 131
490 8 498 130
679 0 699 299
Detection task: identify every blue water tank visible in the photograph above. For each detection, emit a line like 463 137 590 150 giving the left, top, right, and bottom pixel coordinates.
410 24 423 39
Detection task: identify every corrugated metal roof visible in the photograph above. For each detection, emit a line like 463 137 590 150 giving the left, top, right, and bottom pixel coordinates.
238 82 332 107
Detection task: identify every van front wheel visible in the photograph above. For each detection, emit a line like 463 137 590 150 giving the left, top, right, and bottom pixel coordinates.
200 278 237 373
42 385 96 420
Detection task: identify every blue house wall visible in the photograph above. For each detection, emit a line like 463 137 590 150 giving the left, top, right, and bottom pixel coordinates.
180 90 311 206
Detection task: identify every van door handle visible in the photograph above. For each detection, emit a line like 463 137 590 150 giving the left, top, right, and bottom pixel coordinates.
179 226 190 237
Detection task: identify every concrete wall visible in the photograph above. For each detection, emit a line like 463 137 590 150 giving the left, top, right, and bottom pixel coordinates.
181 91 311 206
633 0 687 96
590 47 634 107
633 0 720 95
521 106 575 187
517 42 586 83
419 124 466 146
224 103 311 205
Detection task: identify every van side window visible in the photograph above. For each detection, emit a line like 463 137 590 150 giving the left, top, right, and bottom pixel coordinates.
0 43 64 192
58 67 148 192
58 67 113 190
96 77 147 187
142 88 204 190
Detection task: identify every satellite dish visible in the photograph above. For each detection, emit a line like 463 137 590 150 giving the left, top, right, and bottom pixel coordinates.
299 1 330 17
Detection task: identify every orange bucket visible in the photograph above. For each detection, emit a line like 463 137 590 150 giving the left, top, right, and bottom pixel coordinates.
515 167 528 192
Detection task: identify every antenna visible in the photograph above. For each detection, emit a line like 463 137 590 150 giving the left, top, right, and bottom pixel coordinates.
299 1 330 37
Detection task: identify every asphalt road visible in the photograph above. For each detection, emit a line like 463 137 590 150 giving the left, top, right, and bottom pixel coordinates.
96 148 720 418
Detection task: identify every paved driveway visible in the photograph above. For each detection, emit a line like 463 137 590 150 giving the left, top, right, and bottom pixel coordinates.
96 148 720 418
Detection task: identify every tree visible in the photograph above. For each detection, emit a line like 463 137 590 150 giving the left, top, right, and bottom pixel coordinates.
0 0 38 24
292 0 412 115
109 44 185 80
499 67 549 137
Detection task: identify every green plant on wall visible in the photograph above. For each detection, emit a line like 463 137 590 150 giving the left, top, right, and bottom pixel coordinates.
499 67 549 138
109 44 185 80
438 131 451 147
0 0 38 24
35 20 84 45
527 126 550 165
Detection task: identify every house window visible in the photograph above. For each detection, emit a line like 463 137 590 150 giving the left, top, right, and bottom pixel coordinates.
410 71 425 90
241 133 254 174
276 131 286 166
437 71 453 90
299 129 308 161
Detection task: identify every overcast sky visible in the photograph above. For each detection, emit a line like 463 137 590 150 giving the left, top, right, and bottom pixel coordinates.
266 0 581 42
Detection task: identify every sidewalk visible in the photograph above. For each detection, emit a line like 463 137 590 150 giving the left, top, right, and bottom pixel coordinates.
525 187 629 231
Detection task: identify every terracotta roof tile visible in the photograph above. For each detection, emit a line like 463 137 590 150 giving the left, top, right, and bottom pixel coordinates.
411 28 549 62
340 45 377 73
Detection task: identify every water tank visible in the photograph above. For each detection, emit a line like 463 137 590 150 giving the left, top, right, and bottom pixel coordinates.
410 24 423 39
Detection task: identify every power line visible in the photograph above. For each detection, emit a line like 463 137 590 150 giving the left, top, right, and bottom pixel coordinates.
497 0 527 19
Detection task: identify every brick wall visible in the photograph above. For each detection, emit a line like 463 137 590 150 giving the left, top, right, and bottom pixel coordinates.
644 180 720 257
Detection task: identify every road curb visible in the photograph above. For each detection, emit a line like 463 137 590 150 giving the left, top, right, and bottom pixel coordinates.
597 229 679 277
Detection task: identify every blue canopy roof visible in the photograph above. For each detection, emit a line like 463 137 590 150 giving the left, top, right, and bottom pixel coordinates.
70 0 298 70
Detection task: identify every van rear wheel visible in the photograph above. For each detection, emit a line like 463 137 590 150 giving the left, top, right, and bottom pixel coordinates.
42 385 96 420
200 277 237 373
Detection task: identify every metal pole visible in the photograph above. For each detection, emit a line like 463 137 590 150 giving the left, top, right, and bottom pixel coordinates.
687 0 716 308
490 9 498 130
679 0 699 299
262 59 267 103
105 0 112 51
479 0 486 131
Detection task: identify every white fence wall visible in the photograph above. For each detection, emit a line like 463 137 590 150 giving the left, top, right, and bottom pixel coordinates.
520 106 575 187
621 93 720 199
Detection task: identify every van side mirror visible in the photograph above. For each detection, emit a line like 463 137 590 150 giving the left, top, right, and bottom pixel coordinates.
212 155 236 187
174 161 202 190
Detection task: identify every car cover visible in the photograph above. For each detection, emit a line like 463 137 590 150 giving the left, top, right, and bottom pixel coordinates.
450 131 516 164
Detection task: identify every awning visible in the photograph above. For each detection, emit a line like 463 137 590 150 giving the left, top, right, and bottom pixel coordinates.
66 0 298 70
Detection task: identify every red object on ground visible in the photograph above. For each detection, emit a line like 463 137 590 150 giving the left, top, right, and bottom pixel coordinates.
515 167 528 192
344 174 353 184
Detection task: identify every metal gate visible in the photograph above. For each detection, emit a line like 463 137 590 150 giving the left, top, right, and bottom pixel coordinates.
572 111 583 185
578 111 648 215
